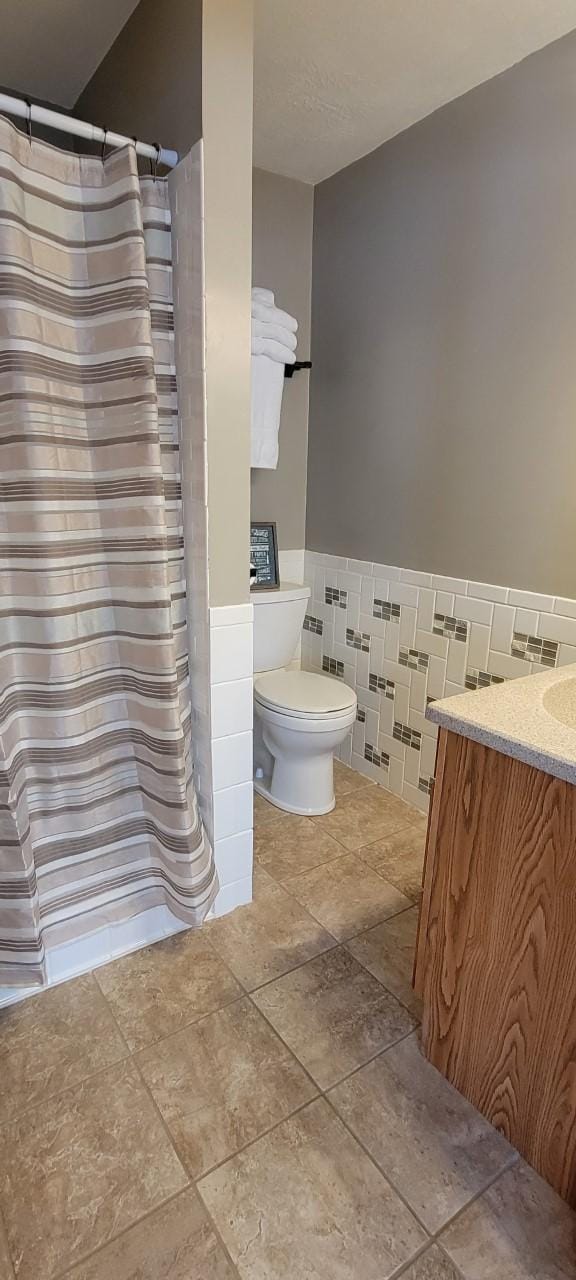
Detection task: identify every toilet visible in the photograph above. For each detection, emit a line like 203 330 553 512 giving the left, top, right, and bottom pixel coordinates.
252 583 357 815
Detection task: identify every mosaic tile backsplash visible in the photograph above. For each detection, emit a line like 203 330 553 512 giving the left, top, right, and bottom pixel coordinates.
302 552 576 813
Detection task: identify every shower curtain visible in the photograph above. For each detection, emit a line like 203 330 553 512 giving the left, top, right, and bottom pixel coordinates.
0 117 217 986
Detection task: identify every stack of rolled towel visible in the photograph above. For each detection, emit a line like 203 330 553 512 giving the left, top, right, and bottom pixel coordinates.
251 286 298 469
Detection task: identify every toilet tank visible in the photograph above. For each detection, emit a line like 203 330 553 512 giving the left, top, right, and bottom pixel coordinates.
252 583 311 672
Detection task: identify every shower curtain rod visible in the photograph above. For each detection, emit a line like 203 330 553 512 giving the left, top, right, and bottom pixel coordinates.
0 91 178 169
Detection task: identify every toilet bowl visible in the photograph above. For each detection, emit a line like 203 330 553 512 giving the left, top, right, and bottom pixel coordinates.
252 584 357 816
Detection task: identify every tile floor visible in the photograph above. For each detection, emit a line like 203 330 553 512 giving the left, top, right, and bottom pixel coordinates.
0 761 575 1279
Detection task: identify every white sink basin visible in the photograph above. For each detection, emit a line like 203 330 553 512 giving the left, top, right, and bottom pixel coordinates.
542 677 576 730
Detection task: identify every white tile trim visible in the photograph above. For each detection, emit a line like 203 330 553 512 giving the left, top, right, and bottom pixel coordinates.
279 548 305 584
0 905 189 1011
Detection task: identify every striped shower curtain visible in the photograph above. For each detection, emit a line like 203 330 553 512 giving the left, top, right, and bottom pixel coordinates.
0 118 216 986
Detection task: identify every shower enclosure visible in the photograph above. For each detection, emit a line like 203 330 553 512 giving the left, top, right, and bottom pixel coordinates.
0 108 217 992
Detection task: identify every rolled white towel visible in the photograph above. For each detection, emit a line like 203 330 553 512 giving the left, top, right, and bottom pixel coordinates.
252 318 297 351
252 286 275 306
252 336 296 364
251 299 298 333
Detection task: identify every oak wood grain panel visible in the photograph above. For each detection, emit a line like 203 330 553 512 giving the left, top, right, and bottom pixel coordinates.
417 729 576 1206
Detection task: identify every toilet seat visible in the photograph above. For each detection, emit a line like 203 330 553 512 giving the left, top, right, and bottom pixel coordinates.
254 669 356 719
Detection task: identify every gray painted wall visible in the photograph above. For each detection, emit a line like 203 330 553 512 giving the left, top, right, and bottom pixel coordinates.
77 0 202 156
307 30 576 598
251 168 313 550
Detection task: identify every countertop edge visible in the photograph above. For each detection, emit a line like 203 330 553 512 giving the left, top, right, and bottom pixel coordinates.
427 703 576 787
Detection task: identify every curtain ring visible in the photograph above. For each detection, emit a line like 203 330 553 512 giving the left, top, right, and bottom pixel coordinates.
152 143 161 183
100 127 108 162
25 97 33 146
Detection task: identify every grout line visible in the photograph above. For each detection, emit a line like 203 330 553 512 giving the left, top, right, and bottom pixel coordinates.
255 840 350 883
53 1186 195 1280
241 938 341 996
194 1094 319 1188
324 1078 521 1259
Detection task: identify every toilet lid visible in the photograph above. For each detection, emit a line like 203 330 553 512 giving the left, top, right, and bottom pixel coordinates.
254 670 357 718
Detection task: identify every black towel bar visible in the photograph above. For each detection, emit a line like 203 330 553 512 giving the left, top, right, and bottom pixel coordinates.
284 360 312 379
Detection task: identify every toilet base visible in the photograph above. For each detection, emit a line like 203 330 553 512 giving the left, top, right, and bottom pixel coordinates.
254 775 336 817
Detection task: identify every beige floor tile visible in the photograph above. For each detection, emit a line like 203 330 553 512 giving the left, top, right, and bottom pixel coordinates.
400 1245 463 1279
251 862 278 897
65 1188 237 1280
333 759 374 798
358 819 428 900
198 1097 426 1280
283 852 411 941
95 929 243 1051
329 1032 516 1233
254 793 284 827
440 1161 576 1279
207 880 335 990
0 1061 187 1280
345 907 422 1016
252 947 415 1089
0 1216 13 1280
0 975 127 1126
255 813 345 881
312 787 417 851
137 997 316 1178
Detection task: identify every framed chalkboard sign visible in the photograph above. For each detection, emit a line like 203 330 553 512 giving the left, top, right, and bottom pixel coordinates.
250 521 279 590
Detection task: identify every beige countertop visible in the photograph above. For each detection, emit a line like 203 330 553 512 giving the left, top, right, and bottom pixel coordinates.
426 663 576 785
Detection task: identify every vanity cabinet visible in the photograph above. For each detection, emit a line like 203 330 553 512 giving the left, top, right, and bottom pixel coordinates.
414 727 576 1207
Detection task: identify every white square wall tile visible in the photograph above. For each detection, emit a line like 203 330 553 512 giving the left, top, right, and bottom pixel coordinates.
212 732 253 791
210 875 253 917
337 571 362 594
390 581 419 607
360 576 375 613
279 549 305 583
554 597 576 619
399 607 417 647
387 756 404 796
508 589 554 612
435 591 455 616
445 634 468 686
211 678 253 739
417 588 436 632
373 563 400 580
427 655 446 701
490 604 515 655
416 628 448 659
431 575 467 593
467 582 508 603
537 612 576 645
454 595 494 625
402 783 429 813
467 623 490 672
361 611 385 639
515 609 538 636
210 622 253 684
487 651 532 680
210 603 253 627
213 829 253 888
384 624 400 662
420 734 438 776
403 748 420 787
213 781 253 841
400 568 432 587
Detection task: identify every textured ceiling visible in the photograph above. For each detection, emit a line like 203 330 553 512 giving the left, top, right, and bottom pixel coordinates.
0 0 139 108
254 0 576 183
